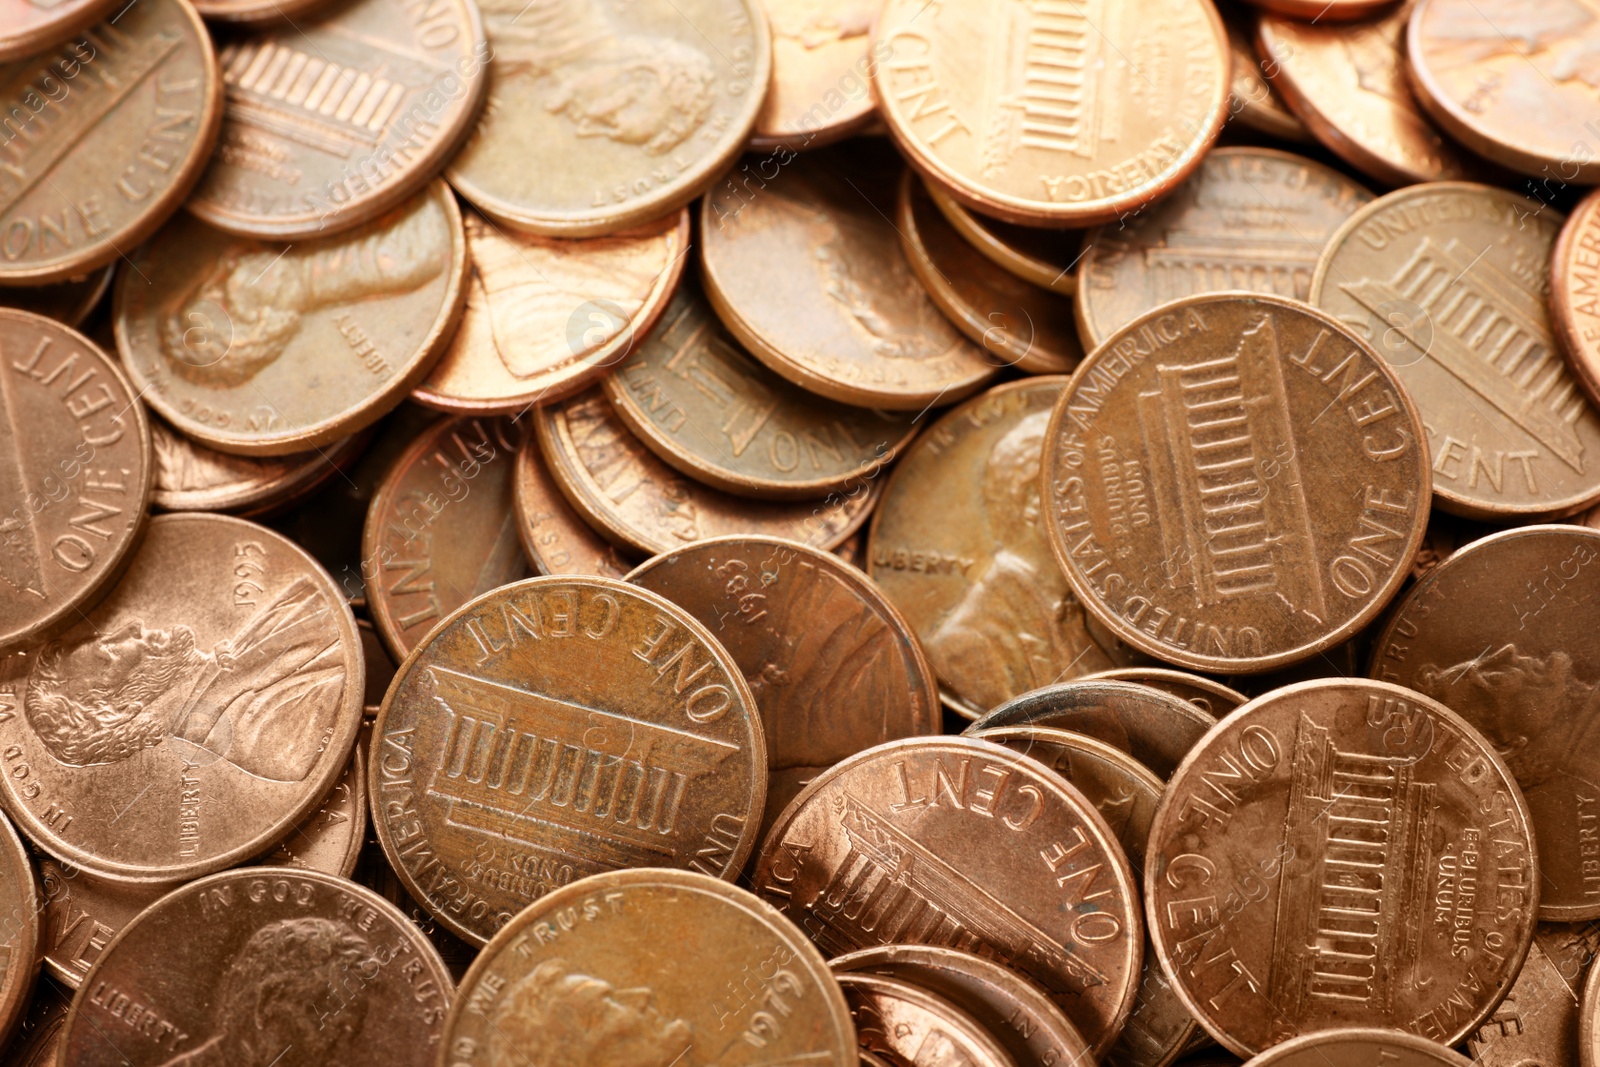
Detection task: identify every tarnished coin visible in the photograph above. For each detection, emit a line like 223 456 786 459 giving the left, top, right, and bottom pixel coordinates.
753 736 1142 1056
606 280 920 500
0 310 152 652
1223 11 1307 144
188 0 487 239
870 0 1228 228
0 0 118 62
512 433 631 578
444 868 856 1067
192 0 330 23
1146 678 1537 1057
0 973 69 1067
0 812 39 1048
925 182 1081 297
0 266 112 329
535 387 878 556
447 0 770 237
1370 524 1600 919
1466 923 1600 1067
414 207 689 413
839 972 1017 1067
0 2 223 286
1042 293 1431 674
1312 183 1600 520
370 576 766 945
59 867 453 1066
753 0 880 149
1585 941 1600 1067
362 415 529 660
1242 1029 1472 1066
627 535 939 829
701 147 997 410
150 418 367 515
1554 188 1600 409
1083 669 1247 721
1257 9 1477 188
868 379 1119 718
0 512 364 883
1076 148 1372 348
117 181 468 456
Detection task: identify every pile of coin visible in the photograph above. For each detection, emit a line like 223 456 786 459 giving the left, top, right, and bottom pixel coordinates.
0 0 1597 1063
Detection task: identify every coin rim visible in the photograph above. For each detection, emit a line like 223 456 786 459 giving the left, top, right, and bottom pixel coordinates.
1081 667 1248 715
1551 186 1600 412
836 971 1018 1066
0 0 122 62
0 811 41 1050
924 179 1080 296
192 0 331 23
149 421 369 514
1243 1026 1474 1066
1582 942 1600 1067
509 432 632 577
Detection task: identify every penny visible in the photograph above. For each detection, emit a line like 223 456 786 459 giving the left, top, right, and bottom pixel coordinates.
752 736 1142 1056
1083 668 1247 721
701 145 997 411
444 868 857 1067
1145 678 1537 1056
870 0 1229 228
370 575 766 945
1256 8 1477 188
150 417 368 516
1585 942 1600 1067
0 973 69 1067
898 171 1082 375
626 535 939 831
348 841 478 983
259 739 367 877
447 0 770 237
0 266 113 328
1223 10 1307 144
839 972 1017 1067
1042 293 1431 674
59 866 453 1066
511 431 631 578
1247 1030 1471 1066
534 387 878 556
752 0 880 149
192 0 330 23
1553 188 1600 410
1075 149 1372 349
1312 183 1600 521
413 206 689 414
1370 524 1600 920
1243 0 1394 20
925 181 1081 297
362 415 530 660
188 0 486 240
0 0 119 62
1466 923 1600 1066
0 812 39 1048
605 280 921 500
116 180 469 457
0 512 364 883
868 379 1120 718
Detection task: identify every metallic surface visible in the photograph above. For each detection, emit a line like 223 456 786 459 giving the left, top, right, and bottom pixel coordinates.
839 972 1017 1067
150 418 366 515
925 181 1081 297
511 431 632 578
751 0 880 149
0 811 39 1049
1552 187 1600 411
1083 669 1247 721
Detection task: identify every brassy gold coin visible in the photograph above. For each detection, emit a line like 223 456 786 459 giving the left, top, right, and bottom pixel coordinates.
1146 679 1537 1057
117 180 468 456
1042 293 1430 674
0 811 40 1049
0 0 118 62
447 0 771 236
1246 1029 1472 1066
837 973 1014 1067
752 0 880 149
871 0 1228 228
443 869 857 1067
370 575 767 946
0 512 364 883
59 867 453 1066
512 435 631 579
925 181 1081 297
150 417 366 516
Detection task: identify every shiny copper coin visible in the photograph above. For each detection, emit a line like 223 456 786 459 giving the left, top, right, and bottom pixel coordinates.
1553 188 1600 410
925 182 1081 297
447 0 770 237
1042 293 1431 674
117 180 468 456
511 432 631 578
701 147 997 410
1146 678 1537 1057
870 0 1229 229
0 812 39 1048
0 0 118 62
1244 0 1395 20
0 310 151 652
1083 668 1248 721
1312 183 1600 520
1223 11 1308 144
753 736 1143 1056
59 867 453 1066
0 512 364 883
1585 941 1600 1067
259 738 367 876
868 378 1119 718
1370 524 1600 919
192 0 329 23
362 415 529 660
188 0 486 239
0 266 112 328
534 387 878 556
606 280 921 500
414 206 689 414
0 973 69 1067
753 0 880 149
1242 1029 1472 1066
1465 923 1597 1067
1076 149 1372 348
150 418 366 515
370 575 766 945
839 973 1016 1067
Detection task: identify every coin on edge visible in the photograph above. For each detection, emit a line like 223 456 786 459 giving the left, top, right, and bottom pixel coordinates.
0 267 113 329
839 972 1016 1067
752 0 880 149
1242 1028 1472 1066
150 418 368 516
1083 668 1248 721
0 0 118 62
0 812 39 1048
1553 188 1600 409
512 432 632 578
925 181 1081 297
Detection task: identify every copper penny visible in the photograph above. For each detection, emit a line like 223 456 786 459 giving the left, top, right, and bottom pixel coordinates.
0 266 112 328
868 378 1121 719
1585 940 1600 1067
188 0 487 240
1083 668 1248 721
1242 1029 1472 1066
1075 148 1373 349
0 512 364 883
701 146 997 411
0 0 119 62
1243 0 1395 21
192 0 330 24
0 973 69 1067
446 0 770 237
870 0 1229 228
116 180 468 457
442 868 856 1067
898 172 1082 375
1370 524 1600 920
1042 293 1431 674
59 866 453 1066
0 310 151 652
1465 923 1600 1066
362 415 529 660
150 417 367 516
259 737 367 877
839 972 1016 1067
1146 678 1537 1056
413 206 689 414
534 387 878 556
0 812 39 1048
626 535 939 830
511 432 631 579
925 181 1081 298
752 0 880 149
1553 187 1600 410
605 279 921 500
1312 183 1600 521
370 575 766 945
1223 10 1308 145
752 736 1143 1056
